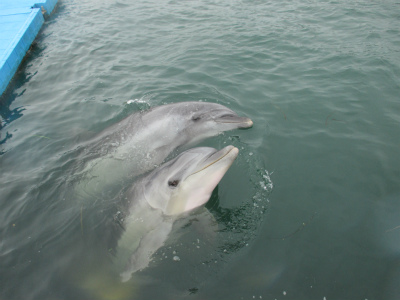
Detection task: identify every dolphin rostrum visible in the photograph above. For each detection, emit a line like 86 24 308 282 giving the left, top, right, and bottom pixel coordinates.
113 145 239 282
76 102 252 198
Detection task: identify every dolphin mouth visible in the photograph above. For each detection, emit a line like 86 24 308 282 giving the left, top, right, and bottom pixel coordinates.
188 145 239 177
215 116 253 128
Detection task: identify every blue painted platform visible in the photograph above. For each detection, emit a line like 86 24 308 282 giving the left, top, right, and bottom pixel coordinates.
0 0 58 96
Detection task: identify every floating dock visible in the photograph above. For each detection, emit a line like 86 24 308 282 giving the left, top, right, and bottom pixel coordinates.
0 0 58 96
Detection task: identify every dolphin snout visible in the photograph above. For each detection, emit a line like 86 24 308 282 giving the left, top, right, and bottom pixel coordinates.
216 115 253 128
239 117 253 128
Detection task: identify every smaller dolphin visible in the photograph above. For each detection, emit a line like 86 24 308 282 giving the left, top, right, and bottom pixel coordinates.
114 145 239 282
76 102 252 198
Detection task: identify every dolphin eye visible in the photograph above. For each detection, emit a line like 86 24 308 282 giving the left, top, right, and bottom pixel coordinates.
192 115 201 121
168 180 180 187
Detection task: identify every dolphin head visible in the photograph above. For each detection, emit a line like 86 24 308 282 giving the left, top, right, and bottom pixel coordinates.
142 145 239 216
186 102 253 128
180 102 253 143
145 102 252 146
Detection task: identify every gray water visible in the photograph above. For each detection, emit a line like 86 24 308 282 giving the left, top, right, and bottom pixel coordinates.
1 0 400 299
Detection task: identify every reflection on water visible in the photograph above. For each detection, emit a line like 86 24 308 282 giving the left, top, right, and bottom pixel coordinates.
0 40 45 154
0 95 25 154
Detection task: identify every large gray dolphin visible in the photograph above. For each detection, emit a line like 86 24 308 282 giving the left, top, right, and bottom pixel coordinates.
113 145 239 282
76 102 252 198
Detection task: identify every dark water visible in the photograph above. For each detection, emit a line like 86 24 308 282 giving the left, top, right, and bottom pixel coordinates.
1 0 400 299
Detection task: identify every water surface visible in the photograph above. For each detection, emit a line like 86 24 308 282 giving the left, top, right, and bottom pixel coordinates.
1 0 400 299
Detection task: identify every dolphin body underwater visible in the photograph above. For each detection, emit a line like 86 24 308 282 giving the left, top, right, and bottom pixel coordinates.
111 145 239 282
76 102 252 198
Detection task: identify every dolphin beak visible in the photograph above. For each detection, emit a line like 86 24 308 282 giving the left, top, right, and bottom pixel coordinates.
215 115 253 128
189 145 239 176
238 117 253 128
206 145 239 165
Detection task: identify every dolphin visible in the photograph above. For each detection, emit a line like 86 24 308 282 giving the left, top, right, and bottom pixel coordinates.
113 145 239 282
76 102 252 198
